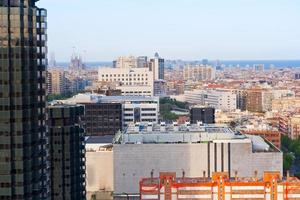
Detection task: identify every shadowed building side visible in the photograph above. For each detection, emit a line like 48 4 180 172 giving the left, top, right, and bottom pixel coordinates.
0 0 49 199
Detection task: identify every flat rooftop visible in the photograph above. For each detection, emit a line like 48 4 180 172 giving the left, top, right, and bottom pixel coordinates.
65 93 159 104
113 123 279 152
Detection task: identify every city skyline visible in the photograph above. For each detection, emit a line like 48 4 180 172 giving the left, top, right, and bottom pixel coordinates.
38 0 300 62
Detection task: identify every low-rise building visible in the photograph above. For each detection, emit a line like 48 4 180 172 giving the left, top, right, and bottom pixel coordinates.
185 89 237 111
65 93 159 133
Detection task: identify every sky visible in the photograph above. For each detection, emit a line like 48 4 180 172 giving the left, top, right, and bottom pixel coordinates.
38 0 300 62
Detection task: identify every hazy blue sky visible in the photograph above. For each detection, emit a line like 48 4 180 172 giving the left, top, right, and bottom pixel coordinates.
38 0 300 61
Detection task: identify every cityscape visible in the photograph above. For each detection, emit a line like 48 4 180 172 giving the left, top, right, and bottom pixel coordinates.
1 0 300 200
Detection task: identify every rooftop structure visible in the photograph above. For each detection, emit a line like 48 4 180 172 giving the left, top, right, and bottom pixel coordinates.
114 123 275 152
66 93 159 104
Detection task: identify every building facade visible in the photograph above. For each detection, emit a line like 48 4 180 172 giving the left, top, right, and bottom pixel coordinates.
246 89 273 113
190 106 215 124
185 90 237 111
84 103 122 136
47 69 67 94
98 67 154 96
0 1 50 199
48 103 86 200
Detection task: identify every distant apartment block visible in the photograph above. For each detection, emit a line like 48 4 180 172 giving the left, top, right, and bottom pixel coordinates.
290 115 300 139
184 64 216 81
246 89 273 112
48 69 68 94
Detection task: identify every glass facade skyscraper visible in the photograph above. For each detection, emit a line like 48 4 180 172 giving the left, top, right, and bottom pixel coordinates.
48 103 86 200
0 0 49 199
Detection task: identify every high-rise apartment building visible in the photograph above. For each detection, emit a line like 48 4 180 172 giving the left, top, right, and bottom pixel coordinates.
48 103 86 200
149 52 165 80
0 1 50 199
47 70 67 95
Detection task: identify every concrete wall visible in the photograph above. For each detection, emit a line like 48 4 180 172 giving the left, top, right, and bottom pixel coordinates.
230 143 282 177
113 142 282 194
86 151 113 192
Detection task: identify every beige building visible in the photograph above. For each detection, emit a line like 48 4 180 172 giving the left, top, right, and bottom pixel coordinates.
290 115 300 139
184 64 215 81
272 97 300 111
48 69 67 94
246 89 272 112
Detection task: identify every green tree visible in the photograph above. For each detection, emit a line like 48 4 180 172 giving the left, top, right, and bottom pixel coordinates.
283 153 294 171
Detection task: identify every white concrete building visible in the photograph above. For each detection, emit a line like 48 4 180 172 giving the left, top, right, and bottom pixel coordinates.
113 123 282 196
185 89 237 111
98 67 154 96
